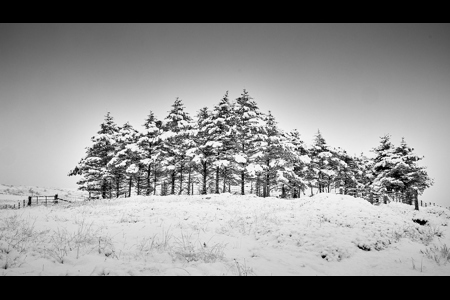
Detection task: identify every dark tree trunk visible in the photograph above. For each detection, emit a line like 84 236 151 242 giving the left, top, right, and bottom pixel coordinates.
263 176 267 198
215 166 220 194
153 165 157 195
102 180 107 199
187 165 192 195
256 175 260 197
202 161 207 195
116 175 120 198
137 176 140 195
179 164 184 195
128 176 132 197
162 181 167 196
171 171 175 195
223 168 226 194
147 164 151 195
241 169 245 195
414 190 419 211
281 184 286 198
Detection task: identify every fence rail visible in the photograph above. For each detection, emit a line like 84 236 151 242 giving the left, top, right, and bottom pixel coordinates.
0 194 78 210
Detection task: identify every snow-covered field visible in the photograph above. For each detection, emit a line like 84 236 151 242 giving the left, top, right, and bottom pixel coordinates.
1 186 449 276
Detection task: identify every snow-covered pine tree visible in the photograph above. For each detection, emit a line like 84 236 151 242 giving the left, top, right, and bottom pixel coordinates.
255 111 297 198
208 91 235 194
284 129 311 198
370 134 398 195
353 152 374 197
107 122 141 198
307 130 335 194
331 147 358 195
68 112 119 198
187 107 219 194
372 137 434 203
229 89 267 195
160 98 195 195
138 111 163 195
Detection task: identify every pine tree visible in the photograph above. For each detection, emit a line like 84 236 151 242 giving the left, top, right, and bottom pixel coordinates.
285 129 311 197
256 111 300 198
209 91 235 193
188 107 218 194
390 138 433 199
107 122 141 197
160 98 194 195
138 111 163 195
370 134 398 194
307 130 335 194
68 112 119 198
353 152 373 196
229 90 266 195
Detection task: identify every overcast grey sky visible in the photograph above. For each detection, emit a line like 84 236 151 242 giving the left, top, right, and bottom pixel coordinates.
1 23 449 207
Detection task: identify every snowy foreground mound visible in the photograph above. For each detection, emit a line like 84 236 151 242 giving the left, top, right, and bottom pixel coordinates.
1 193 449 275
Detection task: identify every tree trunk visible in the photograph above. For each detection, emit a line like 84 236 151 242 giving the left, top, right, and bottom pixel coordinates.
137 176 140 195
265 172 270 197
202 161 207 195
147 164 151 195
187 165 191 195
241 169 245 195
223 168 226 194
162 181 167 196
102 180 107 199
116 175 120 198
281 184 286 198
171 171 175 195
215 166 220 194
153 165 157 195
256 175 260 197
128 176 132 197
179 164 184 195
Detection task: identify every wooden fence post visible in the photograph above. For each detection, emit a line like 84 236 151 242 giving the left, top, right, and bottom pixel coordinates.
23 199 25 208
420 200 423 207
18 201 20 209
28 196 32 206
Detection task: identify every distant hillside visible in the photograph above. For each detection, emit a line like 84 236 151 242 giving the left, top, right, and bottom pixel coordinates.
0 184 88 205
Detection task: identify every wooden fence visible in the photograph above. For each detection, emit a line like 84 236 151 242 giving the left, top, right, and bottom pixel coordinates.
1 194 75 210
344 188 448 210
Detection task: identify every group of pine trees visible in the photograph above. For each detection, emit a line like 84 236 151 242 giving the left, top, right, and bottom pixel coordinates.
68 90 433 201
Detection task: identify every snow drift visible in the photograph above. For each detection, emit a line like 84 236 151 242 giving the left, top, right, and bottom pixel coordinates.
1 191 449 275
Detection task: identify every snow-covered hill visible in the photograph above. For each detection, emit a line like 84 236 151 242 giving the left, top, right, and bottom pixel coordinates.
1 190 449 275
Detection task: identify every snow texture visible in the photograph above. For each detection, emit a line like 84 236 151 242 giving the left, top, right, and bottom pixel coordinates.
1 184 449 276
